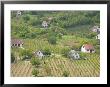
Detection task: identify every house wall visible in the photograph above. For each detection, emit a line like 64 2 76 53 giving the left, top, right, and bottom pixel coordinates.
81 46 95 53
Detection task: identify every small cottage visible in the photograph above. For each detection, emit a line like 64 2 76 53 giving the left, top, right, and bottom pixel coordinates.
68 50 80 59
16 11 22 17
81 44 95 53
42 21 48 28
11 39 23 47
34 50 44 58
92 26 100 34
96 34 100 39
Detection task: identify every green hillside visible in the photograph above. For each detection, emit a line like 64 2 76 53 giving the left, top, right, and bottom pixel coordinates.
11 11 100 39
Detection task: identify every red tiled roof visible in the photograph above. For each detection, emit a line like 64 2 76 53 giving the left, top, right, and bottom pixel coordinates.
11 39 23 44
83 44 94 50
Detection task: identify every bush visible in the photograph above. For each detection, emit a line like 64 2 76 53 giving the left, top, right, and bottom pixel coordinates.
32 69 39 77
43 48 51 55
71 44 81 51
48 36 57 45
23 15 30 22
30 58 41 67
20 50 32 60
62 71 69 77
61 47 70 57
11 52 15 63
79 52 87 59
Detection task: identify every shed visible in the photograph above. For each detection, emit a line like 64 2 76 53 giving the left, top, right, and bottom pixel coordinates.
11 39 23 47
81 44 95 53
68 50 80 59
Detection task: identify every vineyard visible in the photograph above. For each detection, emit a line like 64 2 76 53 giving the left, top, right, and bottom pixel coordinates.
11 11 100 77
11 53 100 77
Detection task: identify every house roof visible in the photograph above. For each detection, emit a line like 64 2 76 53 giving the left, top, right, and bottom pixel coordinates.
11 39 23 44
83 44 94 50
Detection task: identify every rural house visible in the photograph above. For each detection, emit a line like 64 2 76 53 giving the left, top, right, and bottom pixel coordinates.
16 11 22 17
11 39 23 47
81 44 95 53
92 26 100 34
34 50 44 58
96 34 100 39
68 50 80 59
42 21 48 28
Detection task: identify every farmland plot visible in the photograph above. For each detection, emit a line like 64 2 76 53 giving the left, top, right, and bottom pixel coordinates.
11 54 100 77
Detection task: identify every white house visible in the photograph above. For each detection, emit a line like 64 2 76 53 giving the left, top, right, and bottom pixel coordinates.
34 51 44 58
68 50 80 59
16 11 22 17
81 44 95 53
42 21 48 28
96 34 100 39
92 26 100 34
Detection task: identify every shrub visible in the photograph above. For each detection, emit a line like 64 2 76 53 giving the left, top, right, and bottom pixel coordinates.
62 71 69 77
43 48 51 55
61 47 70 57
11 52 15 63
23 15 30 22
79 52 87 59
30 58 41 67
48 36 57 44
20 50 32 60
32 69 39 77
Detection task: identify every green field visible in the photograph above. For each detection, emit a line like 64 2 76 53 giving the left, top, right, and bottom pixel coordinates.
11 35 100 77
11 11 100 77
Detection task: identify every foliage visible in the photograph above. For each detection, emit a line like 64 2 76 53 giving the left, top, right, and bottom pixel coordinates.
62 71 69 77
61 47 71 57
32 69 39 76
11 11 100 39
30 58 41 67
22 14 30 22
43 47 51 55
20 49 32 60
79 52 88 59
48 35 57 45
11 52 15 63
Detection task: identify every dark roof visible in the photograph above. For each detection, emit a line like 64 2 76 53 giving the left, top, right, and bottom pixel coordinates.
83 44 94 50
11 39 23 44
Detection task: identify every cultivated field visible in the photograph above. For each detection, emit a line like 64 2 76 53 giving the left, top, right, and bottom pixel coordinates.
11 53 100 77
